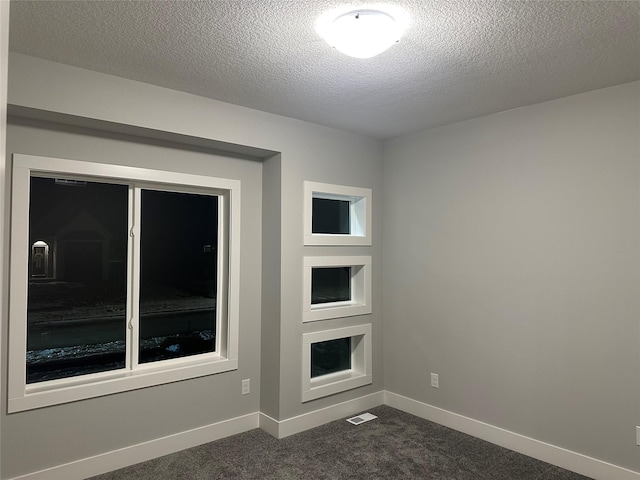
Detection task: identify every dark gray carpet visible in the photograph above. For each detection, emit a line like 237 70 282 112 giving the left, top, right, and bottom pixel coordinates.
90 405 592 479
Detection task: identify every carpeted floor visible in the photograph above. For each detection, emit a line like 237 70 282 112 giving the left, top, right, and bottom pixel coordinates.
90 405 592 479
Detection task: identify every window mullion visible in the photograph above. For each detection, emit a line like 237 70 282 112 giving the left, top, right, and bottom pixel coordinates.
127 186 142 370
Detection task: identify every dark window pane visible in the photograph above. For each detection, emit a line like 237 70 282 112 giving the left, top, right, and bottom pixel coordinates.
311 337 351 378
139 190 218 364
312 267 351 304
312 198 350 234
27 177 128 383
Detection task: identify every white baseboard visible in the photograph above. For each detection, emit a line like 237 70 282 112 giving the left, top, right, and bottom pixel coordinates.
9 391 639 480
9 390 384 480
258 411 280 438
9 412 260 480
260 391 385 439
385 391 640 480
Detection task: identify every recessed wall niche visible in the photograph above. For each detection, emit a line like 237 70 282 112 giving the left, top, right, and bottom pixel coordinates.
303 181 371 245
303 256 371 322
302 324 372 402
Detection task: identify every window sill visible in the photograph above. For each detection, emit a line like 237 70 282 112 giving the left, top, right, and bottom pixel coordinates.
9 356 237 413
303 371 372 403
304 233 371 246
305 303 371 322
311 300 355 310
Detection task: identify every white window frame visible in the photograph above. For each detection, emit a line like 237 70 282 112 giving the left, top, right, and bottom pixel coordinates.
8 154 241 413
303 256 371 322
302 324 372 402
303 181 371 246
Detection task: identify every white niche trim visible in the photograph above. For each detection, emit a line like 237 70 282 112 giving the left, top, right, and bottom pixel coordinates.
303 256 372 323
302 324 372 402
304 181 371 246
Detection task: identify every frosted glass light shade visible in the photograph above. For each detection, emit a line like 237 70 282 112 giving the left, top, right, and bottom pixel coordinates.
317 8 408 59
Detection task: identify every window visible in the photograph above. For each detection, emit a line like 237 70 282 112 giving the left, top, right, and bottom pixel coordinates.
138 189 218 366
302 324 372 402
26 178 129 384
9 154 240 412
312 266 351 305
312 198 350 235
311 337 351 378
303 181 371 245
303 256 371 322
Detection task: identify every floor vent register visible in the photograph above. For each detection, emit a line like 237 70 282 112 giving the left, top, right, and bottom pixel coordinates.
346 412 378 425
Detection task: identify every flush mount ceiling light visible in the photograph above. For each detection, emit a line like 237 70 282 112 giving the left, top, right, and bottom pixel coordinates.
316 6 409 59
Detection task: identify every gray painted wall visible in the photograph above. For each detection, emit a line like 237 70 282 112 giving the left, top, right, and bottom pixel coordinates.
0 3 9 478
3 117 264 478
2 54 383 478
261 153 282 419
3 52 637 478
383 81 640 471
277 134 383 420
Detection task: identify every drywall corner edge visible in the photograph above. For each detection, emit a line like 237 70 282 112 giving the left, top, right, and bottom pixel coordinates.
261 391 384 439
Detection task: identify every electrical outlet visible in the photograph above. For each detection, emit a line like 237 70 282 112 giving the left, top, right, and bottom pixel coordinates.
430 373 439 389
241 378 250 395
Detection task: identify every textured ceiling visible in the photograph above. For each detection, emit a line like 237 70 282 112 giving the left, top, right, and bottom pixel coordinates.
8 0 640 140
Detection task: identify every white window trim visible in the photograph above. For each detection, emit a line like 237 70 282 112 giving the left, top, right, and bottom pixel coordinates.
303 256 372 322
303 181 372 246
8 154 241 413
302 324 372 402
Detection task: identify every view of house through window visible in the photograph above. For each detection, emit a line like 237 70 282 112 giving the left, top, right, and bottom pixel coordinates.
311 337 351 378
27 177 129 383
311 266 351 305
26 177 220 383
